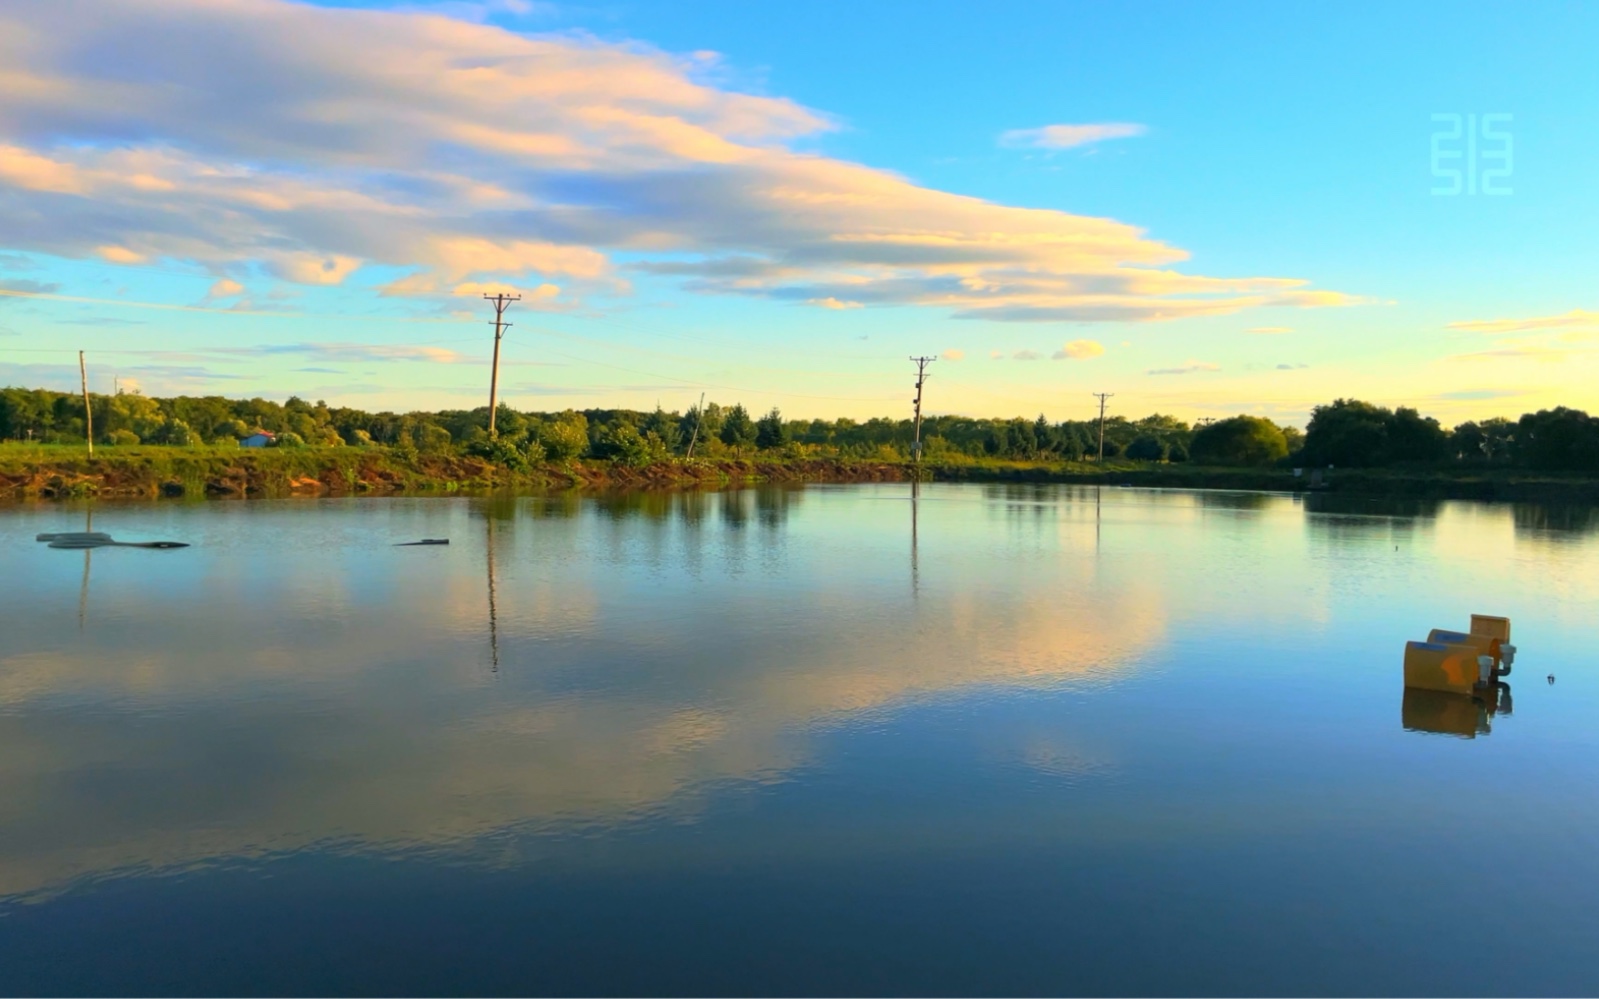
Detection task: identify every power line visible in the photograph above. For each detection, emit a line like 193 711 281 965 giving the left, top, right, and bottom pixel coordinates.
484 292 520 436
505 342 903 403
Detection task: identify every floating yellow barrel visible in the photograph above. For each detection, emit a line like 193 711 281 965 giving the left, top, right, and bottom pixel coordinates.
1404 614 1515 693
1403 640 1482 693
1471 614 1511 644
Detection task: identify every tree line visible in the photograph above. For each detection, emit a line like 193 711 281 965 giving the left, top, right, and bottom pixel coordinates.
3 385 1598 472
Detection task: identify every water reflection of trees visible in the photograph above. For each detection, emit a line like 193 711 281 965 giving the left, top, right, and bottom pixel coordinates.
983 484 1060 508
1303 494 1443 520
1512 504 1599 538
1195 491 1276 511
511 486 806 531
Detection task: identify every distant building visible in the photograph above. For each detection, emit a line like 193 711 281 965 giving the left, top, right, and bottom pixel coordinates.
240 431 277 448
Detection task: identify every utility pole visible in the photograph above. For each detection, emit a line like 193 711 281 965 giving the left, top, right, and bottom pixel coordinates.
1092 392 1114 462
79 350 94 457
910 356 936 465
484 292 520 437
685 391 706 458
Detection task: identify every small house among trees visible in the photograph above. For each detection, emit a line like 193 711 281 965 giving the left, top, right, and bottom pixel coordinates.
241 430 277 448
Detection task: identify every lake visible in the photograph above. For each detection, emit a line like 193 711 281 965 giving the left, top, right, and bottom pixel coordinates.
2 484 1598 996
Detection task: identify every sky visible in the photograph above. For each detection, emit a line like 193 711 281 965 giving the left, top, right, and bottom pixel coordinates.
1 0 1596 425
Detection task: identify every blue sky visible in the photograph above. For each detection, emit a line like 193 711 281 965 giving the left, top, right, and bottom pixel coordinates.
1 0 1595 423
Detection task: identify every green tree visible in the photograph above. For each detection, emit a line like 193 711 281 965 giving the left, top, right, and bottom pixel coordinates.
720 404 757 451
641 406 683 453
1302 399 1391 467
157 418 202 446
1515 407 1599 471
106 392 166 440
1189 416 1289 466
755 407 790 450
593 423 658 467
1386 407 1449 463
536 410 590 461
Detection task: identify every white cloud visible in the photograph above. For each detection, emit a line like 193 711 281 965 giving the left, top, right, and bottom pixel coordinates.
999 123 1147 150
1053 339 1104 360
1013 349 1043 361
240 342 474 364
1446 309 1599 335
0 0 1353 322
1245 326 1293 335
1147 360 1221 375
941 349 964 361
206 278 245 300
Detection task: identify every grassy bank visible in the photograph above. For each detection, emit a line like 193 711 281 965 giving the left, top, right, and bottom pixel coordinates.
0 444 906 499
5 443 1599 503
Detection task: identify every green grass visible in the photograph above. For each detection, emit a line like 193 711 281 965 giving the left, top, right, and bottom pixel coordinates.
5 442 1599 503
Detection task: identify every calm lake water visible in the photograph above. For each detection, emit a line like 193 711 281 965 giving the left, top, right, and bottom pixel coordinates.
2 484 1598 996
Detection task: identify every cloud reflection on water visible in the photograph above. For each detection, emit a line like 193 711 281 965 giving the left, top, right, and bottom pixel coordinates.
1 485 1596 902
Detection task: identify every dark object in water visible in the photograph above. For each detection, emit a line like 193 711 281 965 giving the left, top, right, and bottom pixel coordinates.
395 539 450 546
37 532 189 549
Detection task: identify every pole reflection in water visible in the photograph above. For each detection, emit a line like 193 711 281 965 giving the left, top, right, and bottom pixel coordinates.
910 478 920 599
77 506 92 631
1095 484 1102 554
485 510 500 673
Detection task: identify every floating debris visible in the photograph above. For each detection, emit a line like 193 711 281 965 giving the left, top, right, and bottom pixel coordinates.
395 539 450 546
38 531 189 550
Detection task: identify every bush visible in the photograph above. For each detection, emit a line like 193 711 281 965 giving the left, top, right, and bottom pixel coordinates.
536 412 589 461
1125 435 1168 462
158 418 202 446
592 423 660 467
466 436 529 470
105 429 140 446
416 423 452 454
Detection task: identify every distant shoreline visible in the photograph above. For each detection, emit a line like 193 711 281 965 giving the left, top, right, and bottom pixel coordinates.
4 446 1599 504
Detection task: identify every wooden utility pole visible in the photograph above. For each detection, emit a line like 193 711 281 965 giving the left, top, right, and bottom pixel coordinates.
1092 391 1114 462
685 391 706 458
79 350 94 456
910 356 936 464
484 292 520 437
